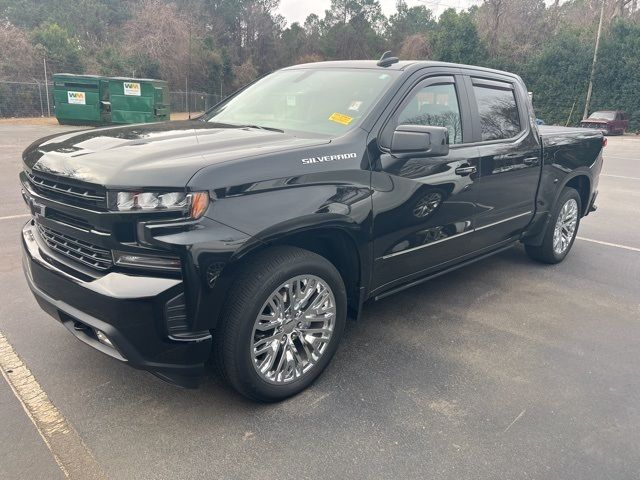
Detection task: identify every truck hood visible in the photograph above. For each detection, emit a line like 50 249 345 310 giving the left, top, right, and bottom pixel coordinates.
23 121 330 188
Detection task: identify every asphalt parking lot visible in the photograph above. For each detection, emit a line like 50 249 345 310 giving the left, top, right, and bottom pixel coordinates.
1 124 639 479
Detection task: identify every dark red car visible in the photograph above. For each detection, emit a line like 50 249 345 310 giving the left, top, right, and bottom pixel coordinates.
581 110 628 135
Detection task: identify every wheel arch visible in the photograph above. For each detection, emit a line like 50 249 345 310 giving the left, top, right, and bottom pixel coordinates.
522 172 591 247
269 227 364 318
216 218 369 326
564 174 591 216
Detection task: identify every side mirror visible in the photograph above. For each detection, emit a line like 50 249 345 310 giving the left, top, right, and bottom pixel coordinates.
390 124 450 159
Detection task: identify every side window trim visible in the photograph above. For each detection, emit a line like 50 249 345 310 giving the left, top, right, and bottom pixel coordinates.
464 74 529 145
462 75 482 142
454 73 474 145
471 77 515 90
379 75 469 149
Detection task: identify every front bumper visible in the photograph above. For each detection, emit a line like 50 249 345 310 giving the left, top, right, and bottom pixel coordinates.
22 220 212 388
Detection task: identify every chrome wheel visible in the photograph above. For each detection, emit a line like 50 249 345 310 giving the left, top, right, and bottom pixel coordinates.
553 198 578 255
413 192 443 218
251 275 336 384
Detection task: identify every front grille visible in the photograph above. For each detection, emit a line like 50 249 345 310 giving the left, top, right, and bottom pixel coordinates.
46 209 93 231
27 171 106 209
37 224 113 271
581 123 606 130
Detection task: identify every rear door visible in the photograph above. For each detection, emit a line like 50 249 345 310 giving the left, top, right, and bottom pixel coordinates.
461 73 540 249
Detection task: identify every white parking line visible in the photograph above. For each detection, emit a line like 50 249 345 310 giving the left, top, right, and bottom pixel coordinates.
0 213 30 221
601 174 640 181
577 237 640 253
605 154 640 159
0 331 105 479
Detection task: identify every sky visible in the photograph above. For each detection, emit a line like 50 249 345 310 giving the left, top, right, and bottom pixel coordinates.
277 0 483 26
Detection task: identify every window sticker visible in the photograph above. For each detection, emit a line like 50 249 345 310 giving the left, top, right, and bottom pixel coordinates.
436 93 450 106
328 112 353 125
348 100 363 111
286 95 296 106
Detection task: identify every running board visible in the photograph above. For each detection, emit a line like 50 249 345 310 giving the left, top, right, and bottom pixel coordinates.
373 243 516 301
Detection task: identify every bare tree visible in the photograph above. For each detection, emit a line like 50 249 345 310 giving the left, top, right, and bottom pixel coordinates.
475 0 548 62
612 0 634 18
120 0 191 87
0 22 39 79
232 60 258 89
398 34 432 60
485 0 506 53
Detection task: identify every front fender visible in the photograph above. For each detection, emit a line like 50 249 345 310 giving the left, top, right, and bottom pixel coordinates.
140 216 260 334
139 181 374 332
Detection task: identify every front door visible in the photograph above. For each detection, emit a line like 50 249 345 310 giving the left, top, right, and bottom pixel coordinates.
370 74 484 293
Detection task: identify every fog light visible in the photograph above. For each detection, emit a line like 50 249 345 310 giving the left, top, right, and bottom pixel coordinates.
113 251 181 271
95 329 114 348
23 229 35 242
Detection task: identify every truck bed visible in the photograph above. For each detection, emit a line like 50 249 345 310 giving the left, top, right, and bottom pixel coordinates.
538 125 603 146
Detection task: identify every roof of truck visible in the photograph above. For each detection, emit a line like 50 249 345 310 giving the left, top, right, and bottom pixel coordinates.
284 60 520 79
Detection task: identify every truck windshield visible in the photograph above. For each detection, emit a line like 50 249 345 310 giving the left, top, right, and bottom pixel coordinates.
589 111 615 120
204 68 399 136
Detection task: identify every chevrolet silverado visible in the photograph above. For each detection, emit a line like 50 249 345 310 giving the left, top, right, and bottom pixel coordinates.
21 58 604 401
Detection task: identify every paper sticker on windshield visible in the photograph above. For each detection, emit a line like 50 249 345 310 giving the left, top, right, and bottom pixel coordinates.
329 112 353 125
348 101 363 111
286 95 296 106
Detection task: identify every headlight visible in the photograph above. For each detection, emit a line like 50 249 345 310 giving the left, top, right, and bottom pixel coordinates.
109 191 209 219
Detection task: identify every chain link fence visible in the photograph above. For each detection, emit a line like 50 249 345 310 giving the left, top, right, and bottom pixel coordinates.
0 81 54 118
0 81 223 118
169 91 222 114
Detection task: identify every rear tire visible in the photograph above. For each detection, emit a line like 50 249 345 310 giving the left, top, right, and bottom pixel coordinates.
525 187 582 264
214 246 347 402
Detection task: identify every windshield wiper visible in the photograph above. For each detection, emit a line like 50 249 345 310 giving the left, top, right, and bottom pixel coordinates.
231 123 285 133
203 121 285 133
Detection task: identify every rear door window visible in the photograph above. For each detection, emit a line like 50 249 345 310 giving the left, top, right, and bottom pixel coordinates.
472 81 521 141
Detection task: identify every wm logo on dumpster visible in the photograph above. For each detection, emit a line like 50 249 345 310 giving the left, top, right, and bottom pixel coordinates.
67 91 86 105
124 82 141 96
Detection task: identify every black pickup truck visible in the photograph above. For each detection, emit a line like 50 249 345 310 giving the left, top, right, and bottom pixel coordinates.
20 59 604 401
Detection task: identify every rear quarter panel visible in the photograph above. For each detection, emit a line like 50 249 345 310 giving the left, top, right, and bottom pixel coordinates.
535 125 603 222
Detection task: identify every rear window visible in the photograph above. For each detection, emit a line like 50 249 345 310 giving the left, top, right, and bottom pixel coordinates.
473 84 521 141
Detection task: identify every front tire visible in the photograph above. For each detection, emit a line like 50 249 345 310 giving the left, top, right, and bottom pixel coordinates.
525 187 582 264
214 246 347 402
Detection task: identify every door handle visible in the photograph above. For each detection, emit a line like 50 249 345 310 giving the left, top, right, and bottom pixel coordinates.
455 165 477 176
523 157 540 166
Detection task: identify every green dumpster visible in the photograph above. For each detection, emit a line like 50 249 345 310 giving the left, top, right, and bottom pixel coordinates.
53 74 170 126
53 74 109 125
108 77 170 124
